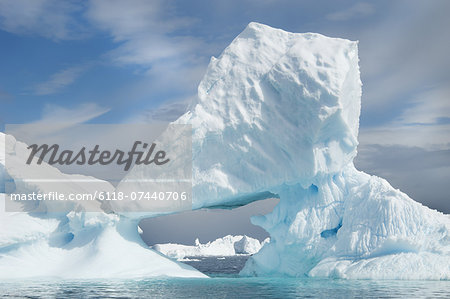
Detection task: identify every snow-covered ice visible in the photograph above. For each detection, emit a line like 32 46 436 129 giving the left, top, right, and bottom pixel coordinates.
1 22 449 279
153 235 264 260
0 134 206 279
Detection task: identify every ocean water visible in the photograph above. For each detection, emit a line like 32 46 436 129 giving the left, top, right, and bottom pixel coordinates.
0 256 448 298
0 276 449 298
181 255 250 275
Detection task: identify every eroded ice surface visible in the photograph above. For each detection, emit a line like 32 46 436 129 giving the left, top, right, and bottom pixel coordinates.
183 23 449 279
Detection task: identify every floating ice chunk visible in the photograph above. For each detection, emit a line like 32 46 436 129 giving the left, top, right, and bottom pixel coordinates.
153 235 264 260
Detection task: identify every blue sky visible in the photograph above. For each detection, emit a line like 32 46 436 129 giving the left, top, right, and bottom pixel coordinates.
0 0 449 235
1 0 449 128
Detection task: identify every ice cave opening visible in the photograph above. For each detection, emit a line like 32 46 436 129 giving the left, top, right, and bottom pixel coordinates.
137 198 278 275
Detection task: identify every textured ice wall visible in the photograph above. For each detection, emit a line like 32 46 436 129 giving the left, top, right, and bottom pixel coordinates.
117 22 361 211
184 22 362 208
180 23 449 279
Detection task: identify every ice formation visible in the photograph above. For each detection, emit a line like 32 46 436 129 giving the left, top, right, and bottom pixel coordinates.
153 235 264 260
0 134 206 279
234 235 262 255
178 22 449 279
1 22 449 279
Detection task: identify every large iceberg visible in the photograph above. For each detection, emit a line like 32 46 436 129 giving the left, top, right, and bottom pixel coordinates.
176 22 449 279
1 22 449 279
116 22 450 279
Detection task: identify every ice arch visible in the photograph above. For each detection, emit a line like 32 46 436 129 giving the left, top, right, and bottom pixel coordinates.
119 23 449 279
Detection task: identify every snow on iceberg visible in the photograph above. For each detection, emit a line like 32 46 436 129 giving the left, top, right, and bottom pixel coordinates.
153 235 264 260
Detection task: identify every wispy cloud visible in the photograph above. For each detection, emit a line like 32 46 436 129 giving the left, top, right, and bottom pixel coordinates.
85 0 208 120
6 102 111 141
359 123 450 151
0 0 85 40
326 2 374 21
85 0 202 67
394 86 450 126
132 96 193 123
359 85 450 150
355 1 450 123
33 65 89 95
38 102 110 124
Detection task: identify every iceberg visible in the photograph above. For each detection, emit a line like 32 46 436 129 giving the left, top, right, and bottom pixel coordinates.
176 22 449 279
0 134 206 279
234 235 264 255
1 22 449 279
153 235 264 260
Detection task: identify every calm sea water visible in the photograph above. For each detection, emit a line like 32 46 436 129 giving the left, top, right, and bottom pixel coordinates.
0 256 448 298
182 255 250 275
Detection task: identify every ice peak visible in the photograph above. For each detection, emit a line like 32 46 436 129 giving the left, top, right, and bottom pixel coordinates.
181 22 362 207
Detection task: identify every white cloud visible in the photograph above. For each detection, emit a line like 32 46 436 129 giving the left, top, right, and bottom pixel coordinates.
38 102 110 125
0 0 85 40
359 124 450 150
358 1 450 112
394 86 450 125
326 2 374 21
85 0 201 67
84 0 208 122
6 103 110 141
33 65 89 95
359 85 450 150
133 96 193 123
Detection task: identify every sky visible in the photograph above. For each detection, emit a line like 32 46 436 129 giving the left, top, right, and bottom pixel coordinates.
0 0 449 244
